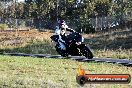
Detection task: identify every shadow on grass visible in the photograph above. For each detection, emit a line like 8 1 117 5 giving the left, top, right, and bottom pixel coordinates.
0 42 58 55
78 60 132 67
85 29 132 50
0 28 131 60
0 39 132 66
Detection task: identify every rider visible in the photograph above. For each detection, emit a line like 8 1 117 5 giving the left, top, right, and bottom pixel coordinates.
58 20 75 41
55 20 83 49
54 20 75 50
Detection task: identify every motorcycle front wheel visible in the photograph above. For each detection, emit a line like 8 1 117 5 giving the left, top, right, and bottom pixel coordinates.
55 44 69 57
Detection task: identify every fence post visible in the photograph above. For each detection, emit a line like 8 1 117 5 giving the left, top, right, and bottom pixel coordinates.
95 15 98 31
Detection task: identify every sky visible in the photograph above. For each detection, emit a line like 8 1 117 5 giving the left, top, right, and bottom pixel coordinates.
17 0 24 2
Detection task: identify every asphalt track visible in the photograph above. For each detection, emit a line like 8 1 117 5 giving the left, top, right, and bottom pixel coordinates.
1 53 132 66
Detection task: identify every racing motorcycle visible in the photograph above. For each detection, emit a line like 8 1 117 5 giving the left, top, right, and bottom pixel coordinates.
50 31 93 59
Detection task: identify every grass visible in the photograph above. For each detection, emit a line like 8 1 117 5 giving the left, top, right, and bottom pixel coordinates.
0 55 132 88
0 28 131 59
0 28 131 88
83 28 132 59
0 30 57 54
0 24 8 30
94 49 132 59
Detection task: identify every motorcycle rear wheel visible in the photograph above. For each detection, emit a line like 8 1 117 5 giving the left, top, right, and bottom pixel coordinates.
80 45 93 59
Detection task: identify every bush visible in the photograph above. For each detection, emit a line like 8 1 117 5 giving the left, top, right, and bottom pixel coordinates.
0 24 8 30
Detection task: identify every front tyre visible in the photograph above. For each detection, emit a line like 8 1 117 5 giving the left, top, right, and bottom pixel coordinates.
55 45 69 57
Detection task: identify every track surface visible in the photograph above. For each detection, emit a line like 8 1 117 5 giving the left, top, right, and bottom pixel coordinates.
2 53 132 66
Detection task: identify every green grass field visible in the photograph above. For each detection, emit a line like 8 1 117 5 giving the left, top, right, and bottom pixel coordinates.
0 29 132 88
0 55 131 88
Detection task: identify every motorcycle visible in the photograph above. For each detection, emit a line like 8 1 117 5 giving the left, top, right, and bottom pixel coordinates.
50 31 93 59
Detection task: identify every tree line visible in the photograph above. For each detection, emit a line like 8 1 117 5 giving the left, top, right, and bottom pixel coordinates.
0 0 132 32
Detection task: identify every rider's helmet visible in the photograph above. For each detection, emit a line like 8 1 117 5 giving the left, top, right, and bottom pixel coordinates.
59 20 66 30
58 20 66 35
59 20 66 27
60 20 66 25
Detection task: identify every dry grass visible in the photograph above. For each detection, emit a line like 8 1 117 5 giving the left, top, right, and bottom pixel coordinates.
0 30 52 48
0 29 131 59
0 30 57 54
83 28 132 59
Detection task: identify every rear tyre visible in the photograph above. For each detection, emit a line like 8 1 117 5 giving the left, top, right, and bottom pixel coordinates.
80 45 93 59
